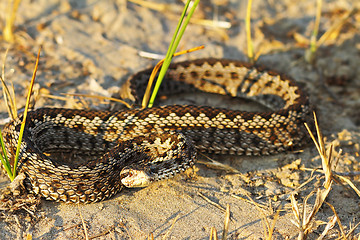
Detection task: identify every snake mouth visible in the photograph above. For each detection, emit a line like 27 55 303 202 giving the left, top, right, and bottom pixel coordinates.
120 167 153 188
119 133 195 188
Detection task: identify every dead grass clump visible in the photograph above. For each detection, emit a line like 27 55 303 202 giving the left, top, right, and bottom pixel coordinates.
0 172 41 232
289 113 360 239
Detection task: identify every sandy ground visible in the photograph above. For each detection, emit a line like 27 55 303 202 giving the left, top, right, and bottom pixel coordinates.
0 0 360 239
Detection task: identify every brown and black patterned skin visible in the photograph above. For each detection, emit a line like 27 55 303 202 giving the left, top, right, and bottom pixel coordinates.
3 58 311 203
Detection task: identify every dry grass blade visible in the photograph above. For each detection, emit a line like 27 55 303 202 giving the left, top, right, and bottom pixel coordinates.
317 8 357 47
209 227 218 240
25 233 32 240
141 46 204 108
335 175 360 198
221 204 230 240
77 203 89 240
88 226 113 240
305 121 360 197
41 93 84 109
292 174 317 195
304 186 332 227
197 152 240 173
290 194 301 228
63 223 82 232
129 0 231 29
166 12 231 30
302 111 360 236
162 214 180 240
198 192 226 213
141 59 164 108
317 215 337 240
305 6 355 64
325 202 345 237
244 192 275 238
312 0 322 45
292 191 311 238
128 0 169 12
344 221 360 239
267 209 280 240
63 93 132 109
187 18 231 29
1 47 17 119
332 148 342 171
138 51 165 60
147 232 154 240
231 194 269 210
302 166 360 199
291 186 332 239
4 0 22 43
304 112 332 189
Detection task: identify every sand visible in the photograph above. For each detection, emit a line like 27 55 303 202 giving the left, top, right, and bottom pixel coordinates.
0 0 360 239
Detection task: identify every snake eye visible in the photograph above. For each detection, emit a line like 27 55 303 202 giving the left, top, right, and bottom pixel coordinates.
120 168 132 179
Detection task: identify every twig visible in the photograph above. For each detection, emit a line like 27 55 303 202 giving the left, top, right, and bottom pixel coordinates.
162 214 180 240
244 192 273 238
118 220 133 240
231 194 269 210
198 192 226 213
88 226 114 240
77 203 89 240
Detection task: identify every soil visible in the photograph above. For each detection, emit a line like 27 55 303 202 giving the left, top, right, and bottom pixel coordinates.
0 0 359 239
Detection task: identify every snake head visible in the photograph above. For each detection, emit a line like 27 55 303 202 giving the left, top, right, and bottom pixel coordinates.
120 167 153 188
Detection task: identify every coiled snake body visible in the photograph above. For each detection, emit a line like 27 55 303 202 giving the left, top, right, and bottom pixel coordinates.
3 59 311 203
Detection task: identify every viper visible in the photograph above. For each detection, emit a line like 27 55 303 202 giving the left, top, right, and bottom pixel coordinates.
2 58 311 203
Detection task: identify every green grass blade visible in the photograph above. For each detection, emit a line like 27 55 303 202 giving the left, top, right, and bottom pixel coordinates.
141 0 191 109
12 47 41 177
147 0 200 108
147 0 191 108
163 0 191 65
0 129 13 180
170 0 199 57
306 0 322 64
12 116 26 177
0 129 10 164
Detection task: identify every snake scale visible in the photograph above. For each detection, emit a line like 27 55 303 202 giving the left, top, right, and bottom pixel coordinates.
3 58 311 203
